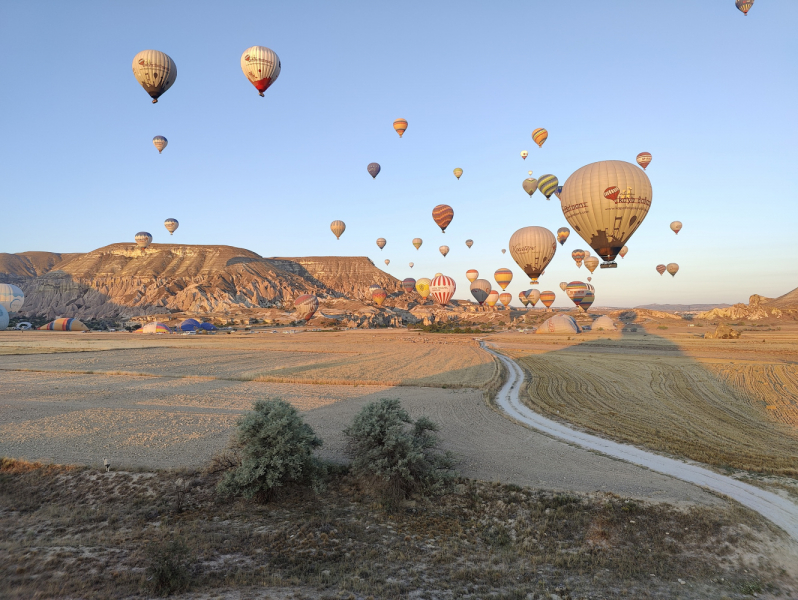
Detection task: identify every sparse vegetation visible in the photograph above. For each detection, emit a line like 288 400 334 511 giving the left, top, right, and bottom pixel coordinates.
144 538 192 596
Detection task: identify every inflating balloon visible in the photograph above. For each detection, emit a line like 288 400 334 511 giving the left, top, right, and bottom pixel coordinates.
294 294 319 321
241 46 281 97
470 279 491 305
432 204 454 232
523 178 539 198
153 136 168 154
670 221 683 235
439 245 449 257
532 128 548 147
368 163 381 179
164 218 179 235
393 118 408 138
509 227 557 284
494 268 513 290
412 238 422 250
636 152 652 170
557 227 570 246
132 50 177 103
466 269 479 283
330 220 346 239
453 168 463 180
430 275 456 306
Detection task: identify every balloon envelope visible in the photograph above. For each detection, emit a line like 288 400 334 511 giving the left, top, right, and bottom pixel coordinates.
372 289 387 306
580 291 595 312
432 204 454 232
466 269 479 282
376 238 386 250
0 283 24 312
560 160 653 264
486 290 500 307
153 136 167 153
439 245 449 257
736 0 754 15
465 239 473 248
667 263 679 277
572 249 585 267
670 221 683 235
619 245 628 258
494 268 513 290
412 238 423 250
521 150 528 160
636 152 652 170
164 218 178 235
566 281 589 307
559 282 568 291
523 178 538 198
402 278 416 293
430 275 456 306
453 168 463 180
532 128 548 147
554 186 564 199
499 292 512 307
470 279 491 305
367 163 381 179
294 294 319 321
518 291 529 307
539 291 556 309
409 262 414 268
384 259 390 266
656 264 667 275
135 232 152 249
132 50 177 103
556 227 570 246
415 278 431 298
585 256 600 273
330 220 346 239
393 118 408 137
538 175 559 200
241 46 281 96
527 289 541 306
508 226 557 284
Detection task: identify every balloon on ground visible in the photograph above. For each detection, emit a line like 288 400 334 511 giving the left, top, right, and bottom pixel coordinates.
0 283 25 312
294 294 319 321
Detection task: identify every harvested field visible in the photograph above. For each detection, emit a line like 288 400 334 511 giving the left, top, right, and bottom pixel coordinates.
491 325 798 477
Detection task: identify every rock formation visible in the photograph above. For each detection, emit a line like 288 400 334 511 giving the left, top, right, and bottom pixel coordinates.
704 324 742 339
697 289 798 321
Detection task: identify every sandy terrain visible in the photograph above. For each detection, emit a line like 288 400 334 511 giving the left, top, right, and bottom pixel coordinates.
0 330 720 506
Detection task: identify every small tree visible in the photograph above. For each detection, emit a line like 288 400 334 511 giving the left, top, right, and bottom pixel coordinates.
217 399 324 502
344 399 455 502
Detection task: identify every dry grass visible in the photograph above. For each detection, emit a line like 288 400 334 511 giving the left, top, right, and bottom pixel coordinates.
708 363 798 427
1 458 794 599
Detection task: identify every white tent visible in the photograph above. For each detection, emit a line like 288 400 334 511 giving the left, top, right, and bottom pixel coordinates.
536 314 581 334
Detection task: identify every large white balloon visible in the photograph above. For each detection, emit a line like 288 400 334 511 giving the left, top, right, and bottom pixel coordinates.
0 283 25 312
508 226 557 284
430 275 456 306
241 46 281 97
559 160 652 266
132 50 177 103
0 305 8 330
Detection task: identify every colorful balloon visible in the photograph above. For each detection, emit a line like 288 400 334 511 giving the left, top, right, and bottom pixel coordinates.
560 160 652 266
554 186 564 199
466 269 479 282
430 275 456 306
416 278 431 299
499 292 512 308
636 152 652 170
532 128 548 148
527 289 541 307
539 291 556 309
667 263 679 277
580 291 595 312
509 226 557 284
572 249 585 267
384 259 390 266
376 238 386 250
368 163 381 179
372 288 387 306
152 136 167 153
519 291 530 307
164 218 178 235
432 204 454 232
670 221 683 235
412 238 423 250
135 231 152 250
0 284 25 312
465 239 473 249
486 290 500 307
439 245 449 257
393 118 408 138
565 281 589 308
736 0 754 15
520 150 528 160
538 175 559 200
402 278 416 294
585 256 599 273
132 50 177 103
241 46 281 97
523 178 539 198
453 168 463 180
294 294 319 321
559 282 568 291
656 264 667 276
330 220 346 239
619 246 628 258
556 227 570 246
494 268 513 290
470 279 491 305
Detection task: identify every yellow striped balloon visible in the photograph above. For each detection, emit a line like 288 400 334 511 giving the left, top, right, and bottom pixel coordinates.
486 290 499 307
518 291 529 307
494 268 513 290
372 288 387 306
466 269 479 282
539 291 555 309
152 136 168 153
330 220 346 239
499 292 512 308
393 118 408 138
453 168 463 180
132 50 177 103
538 174 559 200
736 0 754 15
556 227 570 246
532 128 548 148
415 277 431 298
241 46 281 97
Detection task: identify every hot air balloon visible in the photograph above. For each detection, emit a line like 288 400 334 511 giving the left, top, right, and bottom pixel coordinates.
667 263 679 277
557 227 570 246
294 294 319 321
367 163 381 179
538 175 559 200
470 279 491 305
518 291 529 307
585 256 599 274
402 278 416 294
509 226 557 284
494 268 513 290
580 291 595 312
530 291 541 307
486 290 500 308
384 259 390 266
164 218 179 235
523 178 539 198
372 288 387 306
412 238 423 250
670 221 683 235
736 0 754 16
409 262 414 268
439 245 449 257
432 204 454 232
430 275 456 306
453 168 463 180
135 232 152 250
584 249 591 259
619 246 628 258
330 220 346 239
499 292 512 308
636 152 652 170
532 128 548 147
528 170 533 176
466 269 479 282
369 283 381 293
393 118 408 138
435 273 442 278
554 186 564 199
501 249 506 254
376 238 386 250
565 281 589 308
520 150 528 160
559 282 567 291
560 160 653 267
465 239 473 249
572 249 585 268
416 278 431 299
153 136 168 153
656 264 667 276
587 277 592 282
241 46 281 97
539 291 556 310
132 50 177 103
0 283 25 312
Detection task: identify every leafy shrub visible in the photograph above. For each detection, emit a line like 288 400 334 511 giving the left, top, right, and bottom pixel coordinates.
344 398 455 502
144 538 192 596
217 399 325 502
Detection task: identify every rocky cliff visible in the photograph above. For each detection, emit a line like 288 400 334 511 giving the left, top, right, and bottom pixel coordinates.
697 289 798 321
1 243 401 320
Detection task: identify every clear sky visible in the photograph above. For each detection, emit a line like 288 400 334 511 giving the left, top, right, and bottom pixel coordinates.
1 1 796 307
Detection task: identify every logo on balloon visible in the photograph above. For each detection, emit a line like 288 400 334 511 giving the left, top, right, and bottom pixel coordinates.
603 186 620 201
244 55 251 61
138 59 145 66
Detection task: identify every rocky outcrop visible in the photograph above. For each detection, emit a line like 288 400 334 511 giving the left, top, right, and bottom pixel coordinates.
697 290 797 322
609 308 682 322
704 324 742 339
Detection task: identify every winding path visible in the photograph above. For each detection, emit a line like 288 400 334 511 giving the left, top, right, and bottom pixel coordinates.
483 343 798 542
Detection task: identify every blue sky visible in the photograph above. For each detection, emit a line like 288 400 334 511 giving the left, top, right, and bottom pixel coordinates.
1 1 796 307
